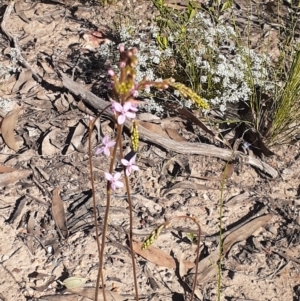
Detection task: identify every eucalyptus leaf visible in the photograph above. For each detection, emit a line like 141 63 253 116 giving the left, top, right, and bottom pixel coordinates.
59 277 86 289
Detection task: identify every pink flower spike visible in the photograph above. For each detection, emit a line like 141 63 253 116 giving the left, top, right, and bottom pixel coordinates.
119 44 125 52
112 101 137 125
111 101 123 113
105 172 124 191
95 135 116 157
117 114 125 125
121 156 139 176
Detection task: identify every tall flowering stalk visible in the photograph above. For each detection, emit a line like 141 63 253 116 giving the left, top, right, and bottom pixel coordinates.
88 46 208 301
88 46 173 301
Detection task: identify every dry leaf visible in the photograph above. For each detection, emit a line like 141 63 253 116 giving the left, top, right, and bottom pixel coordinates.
65 121 86 154
12 69 32 93
223 163 234 179
137 112 161 121
194 214 273 284
163 181 216 196
0 165 17 173
33 276 56 292
41 129 60 156
165 128 187 142
179 253 189 278
60 277 86 289
0 169 31 186
27 212 36 254
1 106 21 151
132 240 194 269
82 31 111 50
222 214 273 254
191 163 234 182
226 192 250 205
52 188 68 239
14 1 30 23
7 196 27 224
139 121 169 138
69 287 125 301
0 75 16 99
177 107 231 147
38 294 79 301
178 107 215 137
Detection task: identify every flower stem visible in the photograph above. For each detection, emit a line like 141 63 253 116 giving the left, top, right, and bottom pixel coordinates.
118 133 139 301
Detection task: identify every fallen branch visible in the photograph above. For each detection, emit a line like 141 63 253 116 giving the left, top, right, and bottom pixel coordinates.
59 71 278 179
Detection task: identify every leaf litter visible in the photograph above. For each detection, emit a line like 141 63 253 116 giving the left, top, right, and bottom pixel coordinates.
0 1 299 301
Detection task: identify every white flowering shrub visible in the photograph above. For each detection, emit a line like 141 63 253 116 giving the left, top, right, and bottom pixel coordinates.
156 10 275 113
94 5 275 120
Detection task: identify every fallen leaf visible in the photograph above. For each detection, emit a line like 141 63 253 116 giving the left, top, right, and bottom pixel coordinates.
226 192 250 205
0 165 17 173
132 240 194 269
14 1 30 23
12 69 32 93
144 264 159 291
60 277 86 289
163 181 216 196
0 169 31 186
1 106 21 151
191 163 234 182
52 188 68 239
137 112 161 121
27 212 36 254
69 287 125 301
37 294 79 301
179 253 189 278
7 196 27 224
223 163 234 179
41 129 61 156
222 214 273 254
192 214 273 284
64 121 86 154
133 241 175 268
165 128 187 142
82 31 111 50
139 121 169 138
177 107 215 137
33 276 56 292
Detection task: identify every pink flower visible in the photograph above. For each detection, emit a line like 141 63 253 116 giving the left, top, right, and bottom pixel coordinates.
111 102 138 125
121 156 139 176
95 135 116 157
105 172 124 191
108 69 115 77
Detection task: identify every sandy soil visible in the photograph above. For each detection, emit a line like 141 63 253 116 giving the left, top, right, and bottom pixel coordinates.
0 1 299 301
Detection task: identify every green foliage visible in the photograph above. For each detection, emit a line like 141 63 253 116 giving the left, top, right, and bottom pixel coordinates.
267 48 300 145
153 0 202 93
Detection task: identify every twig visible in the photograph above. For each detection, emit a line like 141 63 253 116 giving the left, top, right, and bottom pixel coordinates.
59 71 278 179
1 1 14 42
1 2 42 83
